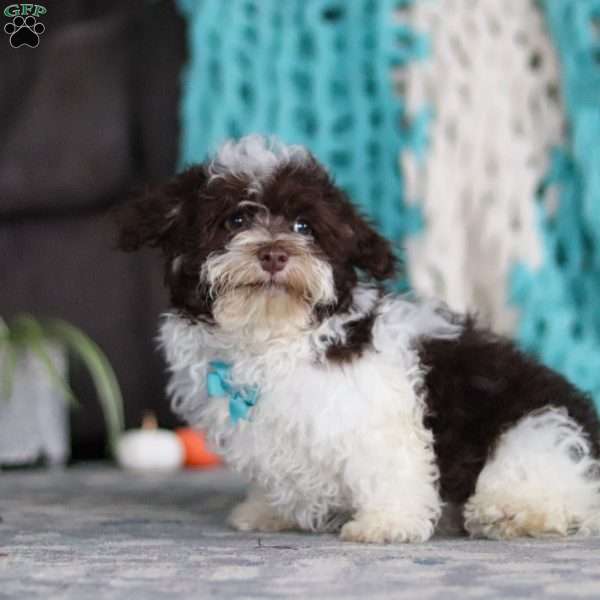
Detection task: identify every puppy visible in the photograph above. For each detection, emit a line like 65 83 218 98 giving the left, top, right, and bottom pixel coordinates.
118 135 600 543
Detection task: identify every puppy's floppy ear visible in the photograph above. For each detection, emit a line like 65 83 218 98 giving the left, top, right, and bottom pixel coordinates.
321 176 396 281
116 186 181 252
349 212 397 281
115 166 207 253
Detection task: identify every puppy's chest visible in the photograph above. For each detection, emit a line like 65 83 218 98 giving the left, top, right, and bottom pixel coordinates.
212 351 415 463
210 358 376 499
225 355 377 437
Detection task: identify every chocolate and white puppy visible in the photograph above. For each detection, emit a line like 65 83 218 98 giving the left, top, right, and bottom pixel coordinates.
118 135 600 542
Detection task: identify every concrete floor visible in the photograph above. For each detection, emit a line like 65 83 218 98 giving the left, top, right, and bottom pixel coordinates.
1 466 600 599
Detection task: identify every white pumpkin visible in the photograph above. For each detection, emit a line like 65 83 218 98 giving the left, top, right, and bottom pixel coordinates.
116 413 184 472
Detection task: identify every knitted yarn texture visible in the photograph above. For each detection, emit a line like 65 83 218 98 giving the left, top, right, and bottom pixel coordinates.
176 0 600 406
401 0 565 334
511 0 600 402
176 0 426 264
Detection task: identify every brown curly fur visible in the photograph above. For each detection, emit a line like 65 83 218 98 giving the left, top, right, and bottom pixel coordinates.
417 318 600 503
116 156 395 321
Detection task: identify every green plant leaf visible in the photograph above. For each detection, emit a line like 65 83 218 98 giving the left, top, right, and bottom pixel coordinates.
0 314 125 457
1 317 20 401
45 319 125 456
8 314 78 407
0 334 17 402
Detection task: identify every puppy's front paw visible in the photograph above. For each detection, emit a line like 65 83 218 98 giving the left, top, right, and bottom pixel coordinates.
228 500 295 533
340 511 434 544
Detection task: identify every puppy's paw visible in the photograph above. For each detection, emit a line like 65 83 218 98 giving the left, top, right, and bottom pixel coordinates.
228 500 295 533
340 511 434 544
464 495 569 540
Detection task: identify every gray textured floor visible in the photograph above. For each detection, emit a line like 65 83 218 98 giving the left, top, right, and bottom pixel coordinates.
1 467 600 599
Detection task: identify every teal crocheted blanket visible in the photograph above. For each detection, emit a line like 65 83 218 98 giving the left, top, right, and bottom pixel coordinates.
176 0 600 407
176 0 426 263
512 0 600 403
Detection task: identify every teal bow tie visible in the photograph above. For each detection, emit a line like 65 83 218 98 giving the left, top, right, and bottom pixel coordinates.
207 360 259 423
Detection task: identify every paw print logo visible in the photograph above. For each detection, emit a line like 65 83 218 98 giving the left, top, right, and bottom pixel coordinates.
4 15 45 48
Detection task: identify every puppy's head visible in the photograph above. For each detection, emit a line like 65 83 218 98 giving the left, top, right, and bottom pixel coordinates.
117 135 395 335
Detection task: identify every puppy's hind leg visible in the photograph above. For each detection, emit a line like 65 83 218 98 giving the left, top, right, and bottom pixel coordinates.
228 485 297 533
464 408 600 539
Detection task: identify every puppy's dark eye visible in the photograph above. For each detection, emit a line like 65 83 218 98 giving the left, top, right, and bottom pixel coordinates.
225 212 247 231
292 219 312 236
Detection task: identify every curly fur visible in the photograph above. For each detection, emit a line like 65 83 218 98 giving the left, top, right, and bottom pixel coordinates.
464 408 600 539
202 227 335 337
207 134 311 195
160 286 459 536
117 135 600 543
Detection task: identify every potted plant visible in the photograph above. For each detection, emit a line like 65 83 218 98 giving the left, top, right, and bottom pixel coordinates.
0 314 124 467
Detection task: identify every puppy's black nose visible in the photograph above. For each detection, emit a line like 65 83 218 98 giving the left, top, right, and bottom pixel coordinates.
258 246 289 274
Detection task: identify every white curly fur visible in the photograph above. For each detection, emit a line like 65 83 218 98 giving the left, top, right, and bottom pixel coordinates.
208 134 311 194
160 281 600 543
464 408 600 539
160 285 460 541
